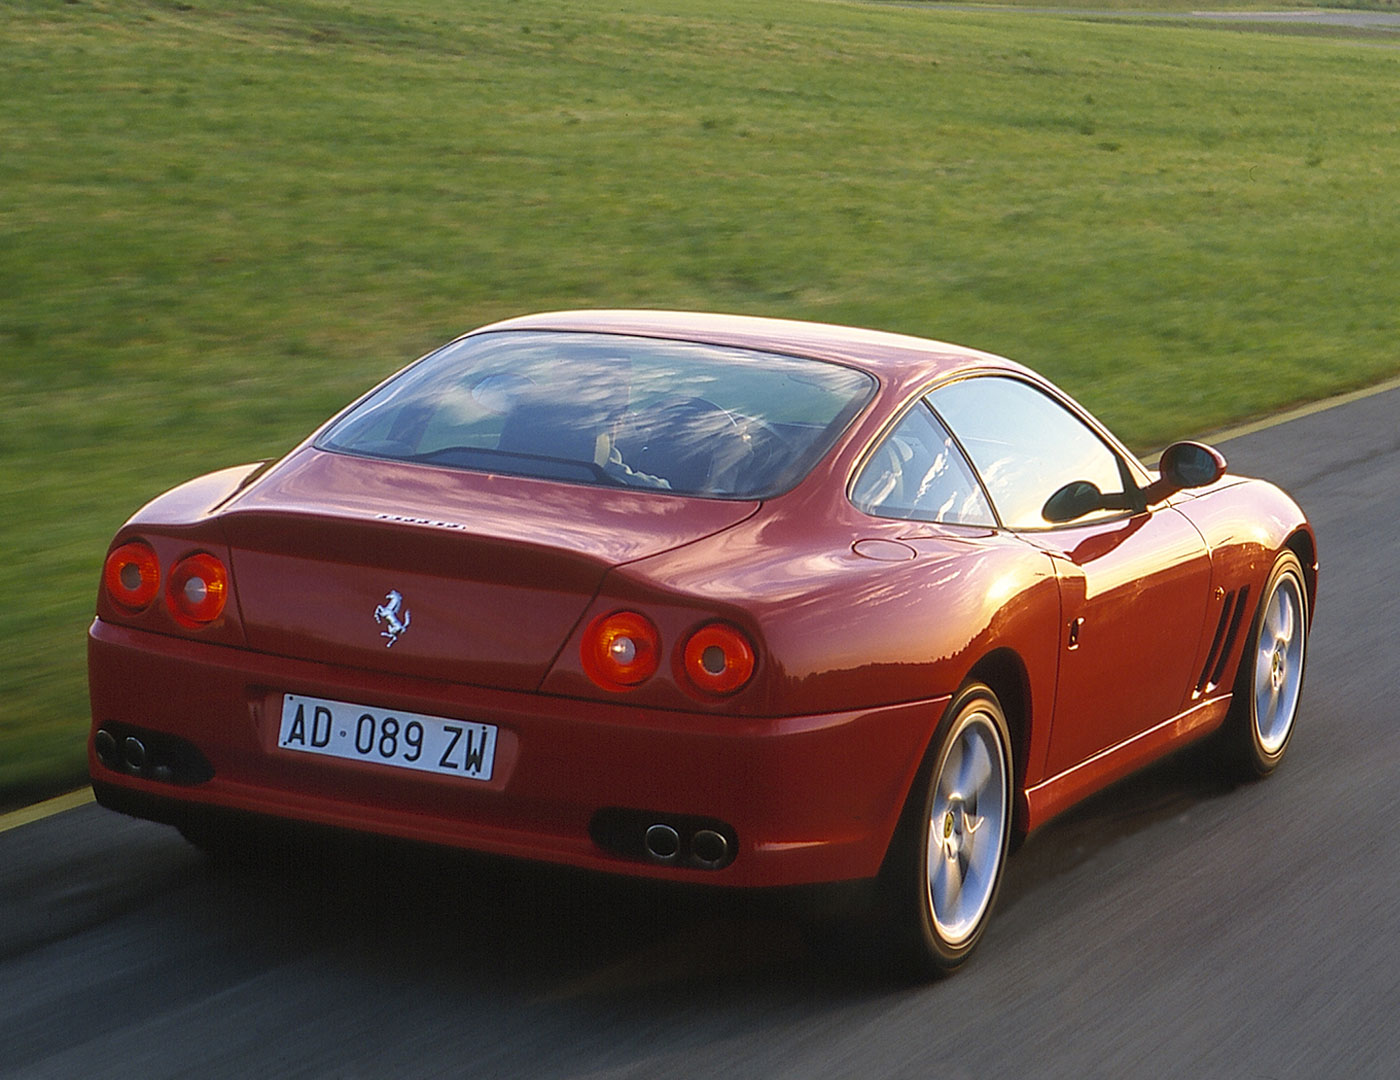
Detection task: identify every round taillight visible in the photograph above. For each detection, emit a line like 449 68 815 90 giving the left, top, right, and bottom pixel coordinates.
682 623 756 695
581 611 661 690
103 541 161 610
166 553 229 627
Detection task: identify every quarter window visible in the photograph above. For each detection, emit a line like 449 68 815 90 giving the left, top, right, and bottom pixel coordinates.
851 403 995 526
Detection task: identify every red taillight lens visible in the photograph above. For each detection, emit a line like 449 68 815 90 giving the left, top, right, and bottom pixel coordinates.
103 541 161 610
166 553 229 627
682 623 756 695
581 611 661 690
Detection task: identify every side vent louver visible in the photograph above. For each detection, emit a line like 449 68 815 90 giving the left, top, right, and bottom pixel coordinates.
1197 586 1251 695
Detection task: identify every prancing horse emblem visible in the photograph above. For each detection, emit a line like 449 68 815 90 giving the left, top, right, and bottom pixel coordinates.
374 590 411 647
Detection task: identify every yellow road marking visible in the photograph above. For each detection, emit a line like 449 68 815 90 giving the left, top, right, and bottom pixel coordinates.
1144 371 1400 465
1206 372 1400 447
4 378 1398 835
0 787 95 835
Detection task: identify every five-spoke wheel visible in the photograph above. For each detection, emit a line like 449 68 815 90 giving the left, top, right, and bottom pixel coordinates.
1228 550 1310 776
885 683 1012 975
868 549 1310 976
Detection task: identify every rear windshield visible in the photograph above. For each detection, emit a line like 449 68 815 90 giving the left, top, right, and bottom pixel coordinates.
316 331 876 499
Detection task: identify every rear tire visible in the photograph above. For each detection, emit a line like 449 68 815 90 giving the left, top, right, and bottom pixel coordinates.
881 683 1013 977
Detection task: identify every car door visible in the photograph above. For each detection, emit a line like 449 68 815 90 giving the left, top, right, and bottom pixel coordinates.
928 375 1213 776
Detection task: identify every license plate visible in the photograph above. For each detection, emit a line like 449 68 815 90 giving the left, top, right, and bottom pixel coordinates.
278 694 497 781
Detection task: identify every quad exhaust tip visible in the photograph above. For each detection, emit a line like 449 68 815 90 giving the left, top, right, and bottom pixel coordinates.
691 828 729 869
641 821 732 869
92 725 215 786
94 728 119 768
644 823 681 862
93 726 145 773
122 736 148 774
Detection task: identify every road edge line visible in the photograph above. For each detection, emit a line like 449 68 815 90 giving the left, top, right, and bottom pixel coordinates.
1144 371 1400 465
0 787 96 835
4 378 1399 834
1207 372 1400 448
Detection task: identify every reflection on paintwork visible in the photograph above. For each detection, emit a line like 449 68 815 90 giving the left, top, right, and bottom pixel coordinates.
88 309 1315 967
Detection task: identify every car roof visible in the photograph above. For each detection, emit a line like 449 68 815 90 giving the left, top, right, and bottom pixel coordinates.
470 310 1029 388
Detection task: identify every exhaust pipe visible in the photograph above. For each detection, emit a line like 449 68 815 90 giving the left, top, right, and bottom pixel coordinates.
589 809 736 870
95 728 119 768
92 725 215 784
644 823 681 862
122 736 148 774
691 829 729 869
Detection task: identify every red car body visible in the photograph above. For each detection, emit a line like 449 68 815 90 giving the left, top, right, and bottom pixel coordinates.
89 311 1315 968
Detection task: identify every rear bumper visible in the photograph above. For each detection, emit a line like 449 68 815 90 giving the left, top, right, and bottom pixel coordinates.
88 618 946 887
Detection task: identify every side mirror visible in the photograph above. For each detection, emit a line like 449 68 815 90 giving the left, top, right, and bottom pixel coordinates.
1143 441 1227 506
1043 442 1224 523
1159 440 1227 489
1043 480 1106 524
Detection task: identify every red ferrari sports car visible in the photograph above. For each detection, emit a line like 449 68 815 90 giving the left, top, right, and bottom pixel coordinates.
89 310 1314 973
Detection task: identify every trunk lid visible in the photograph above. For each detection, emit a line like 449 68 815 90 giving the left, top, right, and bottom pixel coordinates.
219 448 759 689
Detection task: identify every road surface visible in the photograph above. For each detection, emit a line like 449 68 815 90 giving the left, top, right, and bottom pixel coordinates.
4 383 1399 1078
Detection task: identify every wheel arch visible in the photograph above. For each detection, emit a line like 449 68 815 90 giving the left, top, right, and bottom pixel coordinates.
963 649 1034 844
873 662 1023 972
1284 526 1318 622
878 648 1036 878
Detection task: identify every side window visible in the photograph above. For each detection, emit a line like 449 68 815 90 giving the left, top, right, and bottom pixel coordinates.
928 375 1127 529
851 402 995 526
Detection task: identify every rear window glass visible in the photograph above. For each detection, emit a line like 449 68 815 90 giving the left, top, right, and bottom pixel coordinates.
317 331 876 499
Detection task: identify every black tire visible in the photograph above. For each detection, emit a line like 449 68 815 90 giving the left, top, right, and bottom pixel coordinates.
1224 550 1309 778
880 683 1013 977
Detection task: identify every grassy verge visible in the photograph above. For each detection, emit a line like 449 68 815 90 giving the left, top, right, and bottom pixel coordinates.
2 0 1398 808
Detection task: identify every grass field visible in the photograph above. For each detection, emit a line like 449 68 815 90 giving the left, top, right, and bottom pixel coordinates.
2 0 1398 809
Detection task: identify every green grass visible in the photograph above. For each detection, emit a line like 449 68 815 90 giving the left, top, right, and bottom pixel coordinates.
2 0 1398 809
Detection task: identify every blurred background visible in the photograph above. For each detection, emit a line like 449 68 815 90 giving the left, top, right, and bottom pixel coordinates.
2 0 1397 808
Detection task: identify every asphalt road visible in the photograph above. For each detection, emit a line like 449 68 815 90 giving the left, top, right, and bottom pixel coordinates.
1189 10 1400 29
4 385 1399 1080
907 5 1400 32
